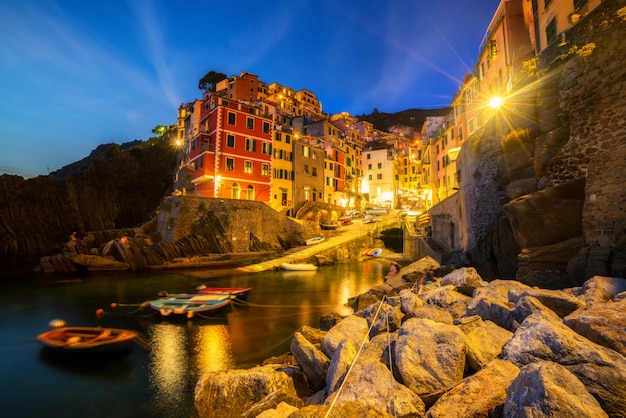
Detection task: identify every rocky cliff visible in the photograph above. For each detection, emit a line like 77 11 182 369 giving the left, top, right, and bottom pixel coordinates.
0 138 177 255
457 0 626 287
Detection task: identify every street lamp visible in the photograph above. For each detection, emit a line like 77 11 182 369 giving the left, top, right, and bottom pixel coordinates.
489 96 504 109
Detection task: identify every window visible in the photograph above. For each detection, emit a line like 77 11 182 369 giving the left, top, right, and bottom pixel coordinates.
285 134 291 144
276 132 282 141
377 163 382 169
312 167 317 177
262 142 271 155
368 164 372 170
246 117 254 130
469 118 475 134
232 183 240 199
228 112 236 125
261 164 269 176
245 138 256 152
263 121 270 134
488 39 498 61
226 158 234 171
304 164 309 174
246 185 254 200
244 161 253 174
377 174 383 180
303 146 310 157
368 174 373 181
367 153 371 160
227 134 235 147
546 18 558 45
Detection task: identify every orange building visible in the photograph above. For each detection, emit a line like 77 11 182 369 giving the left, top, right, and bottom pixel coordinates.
189 94 273 201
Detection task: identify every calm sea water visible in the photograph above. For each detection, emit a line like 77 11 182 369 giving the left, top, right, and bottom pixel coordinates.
0 256 384 418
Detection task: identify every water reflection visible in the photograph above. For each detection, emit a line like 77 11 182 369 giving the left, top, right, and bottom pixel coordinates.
148 321 235 411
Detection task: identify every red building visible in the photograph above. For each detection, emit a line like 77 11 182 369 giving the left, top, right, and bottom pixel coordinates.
189 93 273 201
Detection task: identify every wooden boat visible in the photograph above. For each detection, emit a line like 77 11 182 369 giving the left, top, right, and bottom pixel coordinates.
149 294 232 318
320 223 340 230
338 215 352 225
363 248 383 257
37 326 138 356
365 209 387 216
281 263 318 271
306 236 325 246
196 286 252 300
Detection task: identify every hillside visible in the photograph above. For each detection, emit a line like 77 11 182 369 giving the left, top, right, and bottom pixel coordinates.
357 107 451 132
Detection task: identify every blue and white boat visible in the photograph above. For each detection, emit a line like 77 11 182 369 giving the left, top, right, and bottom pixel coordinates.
149 293 232 318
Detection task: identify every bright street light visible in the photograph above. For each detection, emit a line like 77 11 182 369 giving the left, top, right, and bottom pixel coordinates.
489 96 504 109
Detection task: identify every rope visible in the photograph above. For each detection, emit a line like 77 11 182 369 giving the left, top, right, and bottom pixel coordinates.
230 299 335 309
325 296 386 417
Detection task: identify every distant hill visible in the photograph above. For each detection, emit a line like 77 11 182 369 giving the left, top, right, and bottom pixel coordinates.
51 140 143 180
357 108 451 132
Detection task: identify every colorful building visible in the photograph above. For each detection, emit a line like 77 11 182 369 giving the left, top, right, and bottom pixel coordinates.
189 94 273 201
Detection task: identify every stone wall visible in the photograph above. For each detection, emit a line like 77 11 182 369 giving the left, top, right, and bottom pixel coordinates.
452 0 626 286
156 195 308 253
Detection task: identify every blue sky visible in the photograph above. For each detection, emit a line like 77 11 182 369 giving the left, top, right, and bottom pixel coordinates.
0 0 500 178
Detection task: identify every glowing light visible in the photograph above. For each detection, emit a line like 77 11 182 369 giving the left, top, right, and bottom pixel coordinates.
489 96 504 109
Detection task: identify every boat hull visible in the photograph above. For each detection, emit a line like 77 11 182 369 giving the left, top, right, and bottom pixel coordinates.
37 327 138 356
306 236 325 246
281 263 318 271
149 294 232 318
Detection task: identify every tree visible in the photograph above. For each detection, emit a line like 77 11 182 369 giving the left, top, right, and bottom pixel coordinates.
198 70 227 92
152 125 168 137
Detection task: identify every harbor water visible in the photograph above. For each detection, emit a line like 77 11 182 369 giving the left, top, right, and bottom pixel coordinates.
0 256 385 417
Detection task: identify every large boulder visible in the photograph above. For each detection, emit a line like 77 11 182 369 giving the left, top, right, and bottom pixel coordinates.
325 333 426 417
425 359 519 418
508 287 585 318
194 364 297 418
395 318 467 395
456 316 513 372
440 267 486 296
320 315 369 359
563 296 626 357
290 331 329 393
504 361 608 418
502 310 626 416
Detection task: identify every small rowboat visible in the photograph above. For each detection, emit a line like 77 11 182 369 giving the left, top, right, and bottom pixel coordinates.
281 263 318 271
196 286 252 300
37 327 138 356
338 215 352 225
364 248 383 257
320 223 340 230
149 294 232 318
306 236 325 246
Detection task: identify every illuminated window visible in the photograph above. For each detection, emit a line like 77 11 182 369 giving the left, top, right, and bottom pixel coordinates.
244 161 253 174
261 164 269 176
262 142 271 155
226 158 234 171
246 185 254 200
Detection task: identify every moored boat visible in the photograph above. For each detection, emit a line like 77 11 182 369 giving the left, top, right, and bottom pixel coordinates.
320 223 340 230
338 215 352 225
149 294 232 318
280 263 318 271
37 326 138 356
305 236 325 246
